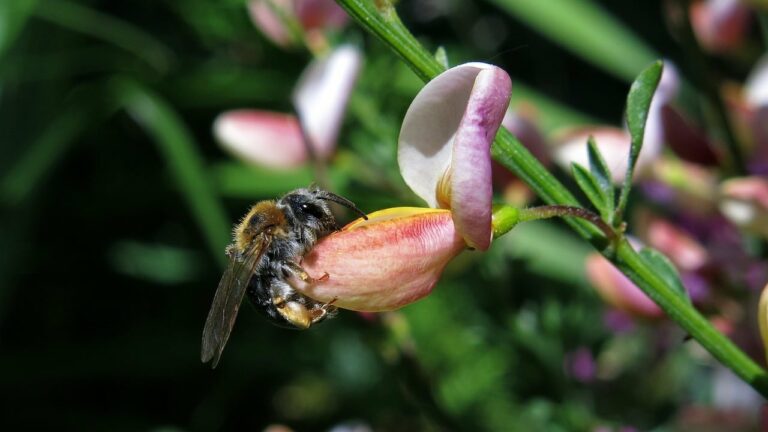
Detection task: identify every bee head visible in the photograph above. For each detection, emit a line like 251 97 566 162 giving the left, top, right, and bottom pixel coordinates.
281 188 368 231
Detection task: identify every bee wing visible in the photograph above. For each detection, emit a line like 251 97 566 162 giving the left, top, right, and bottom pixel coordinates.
201 234 271 368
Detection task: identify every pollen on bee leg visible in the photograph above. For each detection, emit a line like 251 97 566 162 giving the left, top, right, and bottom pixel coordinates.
276 300 312 329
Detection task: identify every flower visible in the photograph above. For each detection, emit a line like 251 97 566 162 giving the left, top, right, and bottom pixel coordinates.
295 63 512 311
587 251 665 319
247 0 348 49
719 176 768 239
213 45 361 169
689 0 751 54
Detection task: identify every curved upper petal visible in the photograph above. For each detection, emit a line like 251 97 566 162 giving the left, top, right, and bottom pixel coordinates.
292 44 362 159
213 110 307 168
297 207 466 311
398 63 511 250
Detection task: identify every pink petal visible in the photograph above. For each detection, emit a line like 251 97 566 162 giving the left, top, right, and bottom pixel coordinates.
690 0 751 53
213 110 307 168
247 0 296 48
292 45 362 159
586 253 664 319
398 63 511 250
297 208 466 311
450 67 511 250
644 218 709 271
296 0 349 30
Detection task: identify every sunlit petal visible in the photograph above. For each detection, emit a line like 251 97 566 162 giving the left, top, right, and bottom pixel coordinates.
213 110 307 168
297 208 466 311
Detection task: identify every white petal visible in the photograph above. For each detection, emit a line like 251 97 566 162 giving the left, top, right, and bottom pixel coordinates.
398 63 499 207
292 44 362 158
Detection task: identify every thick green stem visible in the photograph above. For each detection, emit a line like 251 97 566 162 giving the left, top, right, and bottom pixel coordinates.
335 0 768 397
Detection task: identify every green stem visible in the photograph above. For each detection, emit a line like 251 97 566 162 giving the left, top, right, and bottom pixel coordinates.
335 0 768 397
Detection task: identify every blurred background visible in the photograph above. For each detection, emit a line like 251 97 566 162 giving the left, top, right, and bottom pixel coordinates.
2 0 768 430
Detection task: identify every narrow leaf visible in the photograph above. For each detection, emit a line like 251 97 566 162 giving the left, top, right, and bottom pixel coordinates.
114 79 230 268
0 0 38 58
0 84 119 205
571 163 609 218
616 61 663 221
639 247 689 304
587 136 614 222
212 162 315 198
34 0 173 73
486 0 657 82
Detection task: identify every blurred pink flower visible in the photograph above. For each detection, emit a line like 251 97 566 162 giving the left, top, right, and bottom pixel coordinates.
587 251 665 319
553 62 680 183
296 63 512 311
214 45 361 168
690 0 751 54
719 176 768 238
247 0 348 48
493 108 550 205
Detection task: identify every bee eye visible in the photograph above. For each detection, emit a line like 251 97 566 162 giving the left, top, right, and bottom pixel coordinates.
300 203 325 219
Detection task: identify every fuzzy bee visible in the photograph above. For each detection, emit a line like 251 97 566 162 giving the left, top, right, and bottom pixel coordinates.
201 187 367 368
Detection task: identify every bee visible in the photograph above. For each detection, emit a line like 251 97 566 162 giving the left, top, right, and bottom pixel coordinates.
201 186 368 368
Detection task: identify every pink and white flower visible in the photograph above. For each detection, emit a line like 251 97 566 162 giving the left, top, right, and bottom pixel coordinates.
296 63 512 311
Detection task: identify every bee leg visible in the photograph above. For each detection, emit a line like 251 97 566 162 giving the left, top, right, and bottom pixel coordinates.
285 262 329 284
310 298 338 323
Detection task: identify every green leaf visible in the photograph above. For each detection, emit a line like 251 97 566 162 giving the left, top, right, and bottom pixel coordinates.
34 0 173 73
616 60 663 221
0 84 120 205
510 82 596 133
639 247 689 304
434 46 449 69
113 79 230 268
571 163 608 218
486 0 657 82
212 162 315 198
0 0 38 58
587 136 614 222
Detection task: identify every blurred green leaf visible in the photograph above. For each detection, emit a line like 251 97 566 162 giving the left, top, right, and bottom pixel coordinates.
167 65 293 108
114 78 230 266
34 0 173 73
639 247 689 303
572 163 609 218
616 60 662 220
108 241 201 284
486 0 657 81
511 82 595 132
0 0 38 58
587 136 614 222
0 84 120 205
499 221 591 285
211 162 315 198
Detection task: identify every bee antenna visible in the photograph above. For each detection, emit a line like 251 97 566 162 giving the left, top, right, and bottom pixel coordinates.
318 191 368 220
